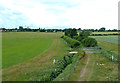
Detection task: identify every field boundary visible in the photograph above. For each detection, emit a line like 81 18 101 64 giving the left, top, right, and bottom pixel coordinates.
53 51 86 81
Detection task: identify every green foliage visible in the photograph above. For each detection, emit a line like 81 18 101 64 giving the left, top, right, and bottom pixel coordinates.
54 49 85 81
77 31 91 41
72 31 97 47
40 54 76 81
65 28 78 38
73 36 78 40
19 26 23 31
62 36 82 48
82 37 97 47
100 49 118 62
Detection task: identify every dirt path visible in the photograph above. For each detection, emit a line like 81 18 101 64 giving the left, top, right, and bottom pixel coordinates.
87 61 95 81
79 55 90 80
68 47 118 81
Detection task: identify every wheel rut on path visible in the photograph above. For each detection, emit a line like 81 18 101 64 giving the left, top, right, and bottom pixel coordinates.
79 55 90 80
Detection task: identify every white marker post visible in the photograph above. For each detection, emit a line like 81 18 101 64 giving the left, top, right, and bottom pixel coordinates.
53 59 55 64
112 55 114 61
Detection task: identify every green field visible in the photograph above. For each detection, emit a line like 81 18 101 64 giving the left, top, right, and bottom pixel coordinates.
90 35 119 57
2 32 56 68
90 35 119 45
2 32 70 81
2 32 118 81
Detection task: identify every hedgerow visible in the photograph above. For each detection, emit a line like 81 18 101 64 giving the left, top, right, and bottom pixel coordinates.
54 49 85 81
62 36 82 48
40 54 76 81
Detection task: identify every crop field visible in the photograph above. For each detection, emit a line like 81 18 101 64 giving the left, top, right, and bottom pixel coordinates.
92 32 119 34
90 35 119 45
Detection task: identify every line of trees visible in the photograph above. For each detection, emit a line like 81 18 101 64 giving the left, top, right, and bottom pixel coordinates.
81 27 120 32
91 33 120 36
0 26 119 32
1 26 64 32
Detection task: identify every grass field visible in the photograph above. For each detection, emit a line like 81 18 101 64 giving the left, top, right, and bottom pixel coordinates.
3 38 52 68
3 33 53 68
2 32 71 81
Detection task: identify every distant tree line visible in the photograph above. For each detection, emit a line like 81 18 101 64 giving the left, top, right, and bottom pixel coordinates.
91 33 120 36
0 26 119 32
80 27 120 32
0 26 65 32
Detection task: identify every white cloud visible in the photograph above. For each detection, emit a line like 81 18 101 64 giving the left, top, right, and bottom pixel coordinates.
0 0 119 29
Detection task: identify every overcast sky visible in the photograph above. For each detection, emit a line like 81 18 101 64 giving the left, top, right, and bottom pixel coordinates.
0 0 119 29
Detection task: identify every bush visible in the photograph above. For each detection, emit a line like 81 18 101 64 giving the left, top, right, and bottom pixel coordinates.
77 31 91 41
62 36 82 48
73 36 78 40
82 37 97 47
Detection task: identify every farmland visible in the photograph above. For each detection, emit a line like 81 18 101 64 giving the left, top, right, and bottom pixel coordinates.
67 34 118 81
92 32 119 34
90 35 119 55
2 32 72 81
2 32 119 81
90 35 119 45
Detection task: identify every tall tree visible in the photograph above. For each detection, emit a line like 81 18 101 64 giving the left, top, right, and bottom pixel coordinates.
65 28 78 38
19 26 23 32
99 27 106 32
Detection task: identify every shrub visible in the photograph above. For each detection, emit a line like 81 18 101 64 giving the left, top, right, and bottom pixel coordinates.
82 37 97 47
73 36 78 40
